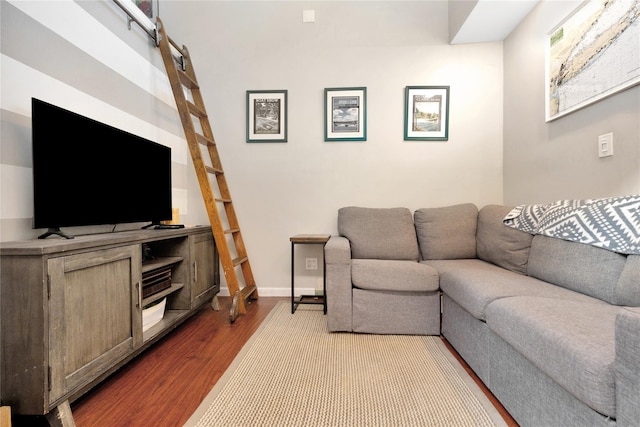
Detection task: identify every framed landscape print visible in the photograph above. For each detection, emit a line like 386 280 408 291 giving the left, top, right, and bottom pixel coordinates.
324 87 367 141
545 0 640 121
246 90 288 142
404 86 449 141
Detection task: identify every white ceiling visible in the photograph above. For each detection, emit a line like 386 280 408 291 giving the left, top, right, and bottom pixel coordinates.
450 0 540 44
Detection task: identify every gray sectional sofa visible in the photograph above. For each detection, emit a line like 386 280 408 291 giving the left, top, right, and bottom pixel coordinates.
325 202 640 427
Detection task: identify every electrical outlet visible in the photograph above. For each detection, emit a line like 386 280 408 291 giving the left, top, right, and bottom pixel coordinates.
305 257 318 270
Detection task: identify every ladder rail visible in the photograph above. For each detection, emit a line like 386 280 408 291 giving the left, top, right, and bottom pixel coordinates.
156 17 258 321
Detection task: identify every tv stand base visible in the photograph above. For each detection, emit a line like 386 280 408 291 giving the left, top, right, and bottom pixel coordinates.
38 227 74 240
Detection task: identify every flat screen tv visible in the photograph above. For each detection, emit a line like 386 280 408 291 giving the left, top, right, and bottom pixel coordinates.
32 98 173 239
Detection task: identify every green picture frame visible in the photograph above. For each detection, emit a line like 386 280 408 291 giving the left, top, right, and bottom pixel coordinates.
404 86 449 141
246 90 288 143
324 87 367 142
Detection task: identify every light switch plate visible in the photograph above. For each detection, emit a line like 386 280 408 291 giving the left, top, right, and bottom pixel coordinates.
598 133 614 158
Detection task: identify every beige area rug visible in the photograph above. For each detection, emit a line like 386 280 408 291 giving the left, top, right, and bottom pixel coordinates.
185 302 507 427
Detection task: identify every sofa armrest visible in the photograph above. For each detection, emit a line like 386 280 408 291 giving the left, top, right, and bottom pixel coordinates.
325 236 353 332
616 307 640 426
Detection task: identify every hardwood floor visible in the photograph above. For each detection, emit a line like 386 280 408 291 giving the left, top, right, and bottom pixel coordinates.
71 297 280 427
16 296 517 426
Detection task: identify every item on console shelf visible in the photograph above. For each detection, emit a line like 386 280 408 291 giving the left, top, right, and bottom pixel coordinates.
142 298 166 332
142 266 172 298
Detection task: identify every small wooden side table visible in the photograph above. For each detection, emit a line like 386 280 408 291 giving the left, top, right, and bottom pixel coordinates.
290 234 331 314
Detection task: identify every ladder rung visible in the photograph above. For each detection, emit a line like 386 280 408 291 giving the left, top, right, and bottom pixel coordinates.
178 69 199 89
205 165 223 175
187 101 207 118
215 197 232 203
241 285 258 300
232 256 248 267
224 228 240 234
196 133 215 147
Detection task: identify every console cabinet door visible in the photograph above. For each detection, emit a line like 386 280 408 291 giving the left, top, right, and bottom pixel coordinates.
47 245 142 405
190 232 217 308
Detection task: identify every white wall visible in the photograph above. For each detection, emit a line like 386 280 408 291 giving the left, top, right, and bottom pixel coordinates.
503 0 640 205
0 0 194 242
161 1 505 295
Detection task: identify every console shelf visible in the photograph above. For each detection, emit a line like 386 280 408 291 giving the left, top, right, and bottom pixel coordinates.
142 256 184 273
0 226 219 425
142 283 184 307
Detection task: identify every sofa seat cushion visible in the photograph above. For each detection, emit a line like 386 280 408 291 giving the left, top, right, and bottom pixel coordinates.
352 259 439 292
486 297 620 418
422 259 603 321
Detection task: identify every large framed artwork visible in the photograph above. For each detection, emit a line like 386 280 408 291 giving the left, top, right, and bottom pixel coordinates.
246 90 288 142
404 86 449 141
546 0 640 121
324 87 367 141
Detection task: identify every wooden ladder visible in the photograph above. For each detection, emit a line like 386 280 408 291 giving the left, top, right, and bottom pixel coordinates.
156 18 258 322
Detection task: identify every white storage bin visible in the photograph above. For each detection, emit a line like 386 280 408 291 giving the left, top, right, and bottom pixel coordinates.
142 298 166 332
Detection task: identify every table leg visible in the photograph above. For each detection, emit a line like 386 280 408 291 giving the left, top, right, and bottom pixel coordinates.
323 246 327 314
291 241 295 313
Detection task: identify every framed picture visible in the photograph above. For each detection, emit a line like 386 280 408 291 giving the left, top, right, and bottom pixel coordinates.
545 0 640 121
135 0 159 20
404 86 449 141
324 87 367 141
246 90 288 143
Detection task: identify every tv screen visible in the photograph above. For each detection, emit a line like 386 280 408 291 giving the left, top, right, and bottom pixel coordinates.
32 98 172 237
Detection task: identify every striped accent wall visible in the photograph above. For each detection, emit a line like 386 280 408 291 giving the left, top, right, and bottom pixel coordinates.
0 0 192 242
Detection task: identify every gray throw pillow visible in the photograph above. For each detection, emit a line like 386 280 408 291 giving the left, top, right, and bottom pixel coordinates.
338 207 419 260
414 203 478 260
476 205 533 274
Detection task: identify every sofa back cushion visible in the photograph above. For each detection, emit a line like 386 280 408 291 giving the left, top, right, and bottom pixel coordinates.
527 235 627 304
476 205 533 275
414 203 478 260
338 207 420 260
614 255 640 306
